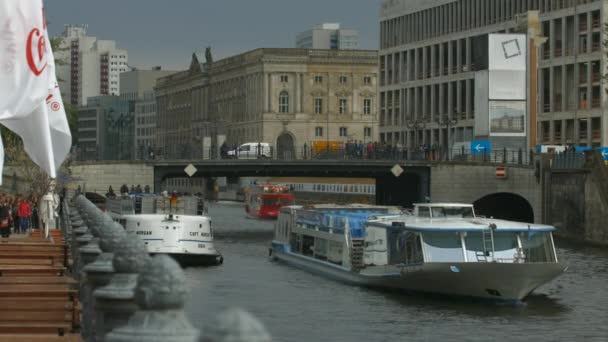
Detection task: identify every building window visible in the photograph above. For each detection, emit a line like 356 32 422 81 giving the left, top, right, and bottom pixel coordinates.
364 127 371 137
314 75 323 84
363 98 372 115
364 76 372 85
315 127 323 137
339 98 347 114
279 91 289 113
339 127 348 137
314 98 323 114
280 75 289 83
339 76 348 84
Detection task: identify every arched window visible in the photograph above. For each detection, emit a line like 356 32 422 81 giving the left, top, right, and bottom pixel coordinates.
279 91 289 113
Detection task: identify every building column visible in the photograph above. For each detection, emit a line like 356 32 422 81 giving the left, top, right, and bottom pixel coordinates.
549 19 555 59
263 73 269 112
587 117 592 147
456 81 462 117
561 66 567 111
549 67 554 112
447 41 453 75
465 37 472 69
549 120 555 144
295 73 301 113
561 119 567 145
465 79 472 119
430 45 436 77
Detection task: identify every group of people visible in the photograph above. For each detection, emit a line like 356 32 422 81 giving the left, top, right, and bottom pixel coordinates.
0 193 38 238
106 184 151 198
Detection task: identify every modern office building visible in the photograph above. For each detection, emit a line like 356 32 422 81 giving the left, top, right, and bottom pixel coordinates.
155 48 378 159
120 68 178 159
296 23 359 50
76 96 133 160
379 0 606 149
54 25 129 106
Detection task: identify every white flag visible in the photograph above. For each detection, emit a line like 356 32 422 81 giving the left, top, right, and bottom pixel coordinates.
0 1 72 179
0 0 49 120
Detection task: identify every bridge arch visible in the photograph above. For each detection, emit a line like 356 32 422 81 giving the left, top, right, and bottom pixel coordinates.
473 192 534 223
276 132 296 160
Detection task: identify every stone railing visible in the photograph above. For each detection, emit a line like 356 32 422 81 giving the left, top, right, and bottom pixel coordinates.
63 195 271 342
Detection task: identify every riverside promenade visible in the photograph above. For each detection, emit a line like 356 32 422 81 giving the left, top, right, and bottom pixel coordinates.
0 230 81 341
0 194 272 341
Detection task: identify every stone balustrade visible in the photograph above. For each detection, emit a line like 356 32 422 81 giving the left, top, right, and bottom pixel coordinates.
63 195 271 342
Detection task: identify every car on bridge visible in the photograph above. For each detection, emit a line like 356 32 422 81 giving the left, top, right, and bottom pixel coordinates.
227 142 272 159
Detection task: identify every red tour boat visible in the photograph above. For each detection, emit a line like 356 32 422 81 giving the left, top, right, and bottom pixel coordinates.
245 184 295 219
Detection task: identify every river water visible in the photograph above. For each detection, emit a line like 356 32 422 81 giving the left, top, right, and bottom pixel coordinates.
183 202 608 342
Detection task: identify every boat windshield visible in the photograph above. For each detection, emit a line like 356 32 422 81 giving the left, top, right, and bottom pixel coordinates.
430 206 474 219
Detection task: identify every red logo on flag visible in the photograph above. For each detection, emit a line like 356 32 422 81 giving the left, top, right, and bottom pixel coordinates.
51 102 61 111
26 27 47 76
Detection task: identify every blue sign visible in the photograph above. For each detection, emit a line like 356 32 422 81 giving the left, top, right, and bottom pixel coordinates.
597 147 608 160
575 146 592 152
471 141 491 155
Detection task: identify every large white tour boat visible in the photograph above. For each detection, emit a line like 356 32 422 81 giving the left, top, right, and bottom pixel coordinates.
270 203 566 303
107 195 223 266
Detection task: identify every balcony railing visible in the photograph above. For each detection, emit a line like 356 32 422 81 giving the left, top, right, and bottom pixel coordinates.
591 98 601 108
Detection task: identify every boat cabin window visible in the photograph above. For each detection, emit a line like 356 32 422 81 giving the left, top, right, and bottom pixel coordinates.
422 232 465 262
418 207 431 218
430 206 475 219
388 231 423 265
521 232 555 262
290 233 301 253
302 235 315 257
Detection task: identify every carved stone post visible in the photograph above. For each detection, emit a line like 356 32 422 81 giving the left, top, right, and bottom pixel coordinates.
106 255 199 342
94 232 149 336
84 222 127 341
200 309 271 342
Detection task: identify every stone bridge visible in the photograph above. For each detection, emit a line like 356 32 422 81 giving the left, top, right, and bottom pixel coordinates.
152 159 541 223
54 157 541 223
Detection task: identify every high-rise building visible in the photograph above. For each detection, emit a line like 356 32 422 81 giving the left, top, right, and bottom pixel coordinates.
296 23 359 50
155 48 378 159
55 25 129 106
379 0 607 149
120 67 178 159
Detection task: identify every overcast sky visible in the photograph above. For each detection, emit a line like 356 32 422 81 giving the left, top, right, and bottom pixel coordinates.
46 0 381 71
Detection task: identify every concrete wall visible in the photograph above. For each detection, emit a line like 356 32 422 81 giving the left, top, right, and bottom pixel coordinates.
548 170 608 245
69 162 154 195
430 163 541 222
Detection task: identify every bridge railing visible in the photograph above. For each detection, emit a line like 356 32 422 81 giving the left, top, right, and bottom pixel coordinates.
64 195 272 341
151 144 534 166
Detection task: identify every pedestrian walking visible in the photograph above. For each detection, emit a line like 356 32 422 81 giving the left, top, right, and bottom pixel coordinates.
17 197 31 235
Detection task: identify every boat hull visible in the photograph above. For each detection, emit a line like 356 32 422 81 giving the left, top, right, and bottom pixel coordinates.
156 252 223 267
271 246 565 303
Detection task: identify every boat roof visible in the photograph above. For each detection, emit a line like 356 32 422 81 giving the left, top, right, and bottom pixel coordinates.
368 216 556 232
414 203 474 208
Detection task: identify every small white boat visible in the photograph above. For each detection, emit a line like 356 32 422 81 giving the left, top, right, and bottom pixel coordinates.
107 195 223 266
270 203 566 303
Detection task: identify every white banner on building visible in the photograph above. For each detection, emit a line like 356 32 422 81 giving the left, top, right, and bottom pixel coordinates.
488 34 527 101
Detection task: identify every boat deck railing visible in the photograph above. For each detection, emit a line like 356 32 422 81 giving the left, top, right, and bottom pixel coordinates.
106 196 208 216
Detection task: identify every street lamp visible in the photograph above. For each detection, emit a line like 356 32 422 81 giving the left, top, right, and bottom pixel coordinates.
405 118 426 159
405 118 427 148
436 114 458 160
